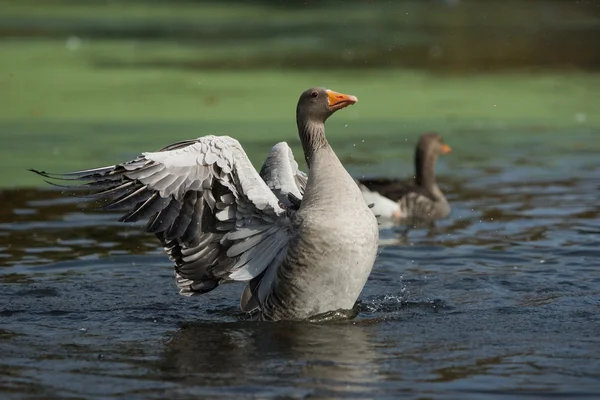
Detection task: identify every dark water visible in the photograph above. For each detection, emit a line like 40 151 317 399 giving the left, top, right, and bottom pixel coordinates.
1 155 600 399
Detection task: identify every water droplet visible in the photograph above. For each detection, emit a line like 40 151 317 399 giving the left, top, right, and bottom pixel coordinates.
575 113 586 123
66 36 82 51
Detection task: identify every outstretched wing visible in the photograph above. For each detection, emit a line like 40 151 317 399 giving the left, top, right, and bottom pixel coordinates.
31 135 292 311
259 142 307 208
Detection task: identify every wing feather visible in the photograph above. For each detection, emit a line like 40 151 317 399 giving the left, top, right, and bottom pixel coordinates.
121 193 170 223
259 142 307 208
31 135 294 310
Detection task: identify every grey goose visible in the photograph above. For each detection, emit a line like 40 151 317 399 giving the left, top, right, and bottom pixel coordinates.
31 87 379 322
359 132 452 227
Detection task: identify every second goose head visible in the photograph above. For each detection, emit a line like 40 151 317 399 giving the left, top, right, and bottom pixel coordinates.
414 132 451 188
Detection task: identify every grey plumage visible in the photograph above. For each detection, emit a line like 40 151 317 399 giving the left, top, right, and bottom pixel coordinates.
259 142 307 208
31 87 378 321
33 135 293 311
358 132 452 226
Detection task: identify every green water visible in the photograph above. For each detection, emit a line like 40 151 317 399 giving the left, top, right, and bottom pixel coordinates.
1 0 599 188
1 37 599 187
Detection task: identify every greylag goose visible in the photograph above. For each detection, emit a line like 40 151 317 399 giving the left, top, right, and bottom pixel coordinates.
358 132 452 226
31 87 379 321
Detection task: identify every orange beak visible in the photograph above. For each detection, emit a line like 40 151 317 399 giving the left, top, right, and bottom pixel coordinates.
441 143 452 154
326 89 358 111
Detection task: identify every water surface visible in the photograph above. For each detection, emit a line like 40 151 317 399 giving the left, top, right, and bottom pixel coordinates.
1 127 599 399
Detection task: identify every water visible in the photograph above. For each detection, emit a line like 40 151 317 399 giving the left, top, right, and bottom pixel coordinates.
1 130 599 399
1 1 599 396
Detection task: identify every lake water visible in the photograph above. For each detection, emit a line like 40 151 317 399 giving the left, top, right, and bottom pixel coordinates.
1 125 599 399
2 0 600 396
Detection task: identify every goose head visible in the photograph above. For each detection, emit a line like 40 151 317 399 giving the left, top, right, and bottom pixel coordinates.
296 87 358 124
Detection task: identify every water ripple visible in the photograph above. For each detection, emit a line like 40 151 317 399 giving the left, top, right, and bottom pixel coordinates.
0 170 599 398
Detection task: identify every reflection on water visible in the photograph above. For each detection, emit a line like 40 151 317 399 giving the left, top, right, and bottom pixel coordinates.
160 322 381 398
0 139 600 398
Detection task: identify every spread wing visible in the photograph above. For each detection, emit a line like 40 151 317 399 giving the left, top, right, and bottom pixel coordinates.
31 135 294 311
259 142 307 208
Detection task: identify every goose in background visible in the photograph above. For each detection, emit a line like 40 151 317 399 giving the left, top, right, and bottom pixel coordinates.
358 132 452 227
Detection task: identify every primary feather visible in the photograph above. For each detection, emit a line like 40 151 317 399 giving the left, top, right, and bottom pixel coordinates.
31 135 303 311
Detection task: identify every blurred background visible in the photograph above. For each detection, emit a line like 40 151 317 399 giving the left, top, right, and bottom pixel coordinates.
1 0 599 186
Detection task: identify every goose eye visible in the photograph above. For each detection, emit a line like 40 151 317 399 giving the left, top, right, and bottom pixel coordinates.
310 91 319 98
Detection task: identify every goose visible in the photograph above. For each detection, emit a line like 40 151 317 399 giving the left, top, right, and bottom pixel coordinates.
31 87 379 322
358 132 452 226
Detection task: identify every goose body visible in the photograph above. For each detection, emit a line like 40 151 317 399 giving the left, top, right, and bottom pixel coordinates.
359 133 452 226
260 145 378 320
260 142 402 222
32 87 378 321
